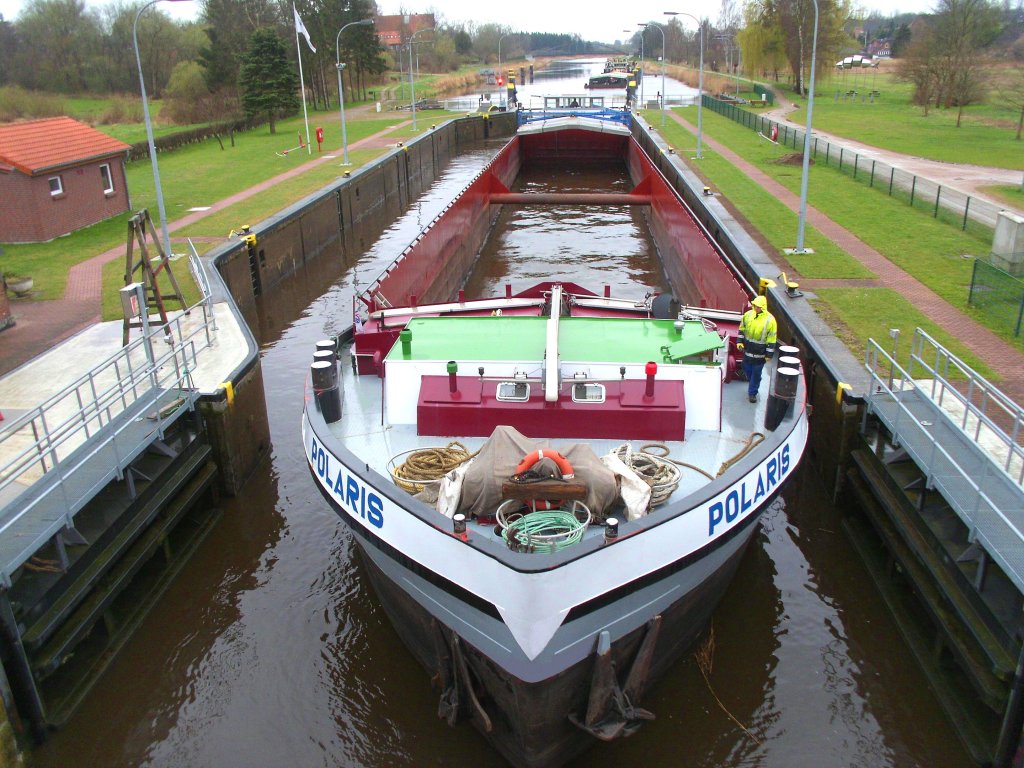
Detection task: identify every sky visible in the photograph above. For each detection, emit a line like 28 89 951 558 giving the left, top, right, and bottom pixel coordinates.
0 0 939 44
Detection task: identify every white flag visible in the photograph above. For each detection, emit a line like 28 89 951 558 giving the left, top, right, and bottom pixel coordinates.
293 5 316 53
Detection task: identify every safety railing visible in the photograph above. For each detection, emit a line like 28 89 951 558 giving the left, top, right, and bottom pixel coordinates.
906 328 1024 485
864 330 1024 591
0 240 217 531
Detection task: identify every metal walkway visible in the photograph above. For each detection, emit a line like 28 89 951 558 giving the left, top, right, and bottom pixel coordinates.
865 328 1024 593
0 276 216 588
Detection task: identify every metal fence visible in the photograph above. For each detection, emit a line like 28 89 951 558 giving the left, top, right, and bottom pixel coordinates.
702 95 1000 236
969 258 1024 337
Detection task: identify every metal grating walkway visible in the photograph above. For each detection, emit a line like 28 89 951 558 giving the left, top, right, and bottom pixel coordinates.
865 329 1024 593
0 387 193 588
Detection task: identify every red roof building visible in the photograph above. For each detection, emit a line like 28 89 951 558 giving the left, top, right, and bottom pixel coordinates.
375 13 435 50
0 117 132 243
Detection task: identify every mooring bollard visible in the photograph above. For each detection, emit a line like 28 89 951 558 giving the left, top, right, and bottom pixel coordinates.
311 359 342 423
765 364 800 432
315 338 337 358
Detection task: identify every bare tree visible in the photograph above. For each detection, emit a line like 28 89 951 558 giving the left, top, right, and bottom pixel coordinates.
897 0 1000 123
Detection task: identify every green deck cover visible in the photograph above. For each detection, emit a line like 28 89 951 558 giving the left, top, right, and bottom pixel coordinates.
386 316 723 363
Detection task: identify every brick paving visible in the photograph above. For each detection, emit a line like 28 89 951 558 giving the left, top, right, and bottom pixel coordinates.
667 110 1024 405
0 116 411 377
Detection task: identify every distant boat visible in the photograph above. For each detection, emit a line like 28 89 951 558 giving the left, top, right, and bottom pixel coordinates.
585 71 630 89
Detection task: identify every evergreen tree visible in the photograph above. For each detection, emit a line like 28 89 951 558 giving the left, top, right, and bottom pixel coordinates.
239 28 298 134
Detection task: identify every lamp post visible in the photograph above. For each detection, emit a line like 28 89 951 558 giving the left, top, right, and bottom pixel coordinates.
133 0 190 257
498 33 512 108
665 10 703 159
793 0 819 254
639 23 665 127
409 27 433 131
336 19 374 166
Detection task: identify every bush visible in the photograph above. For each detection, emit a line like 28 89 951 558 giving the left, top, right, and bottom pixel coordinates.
97 96 144 125
0 85 64 122
164 62 210 124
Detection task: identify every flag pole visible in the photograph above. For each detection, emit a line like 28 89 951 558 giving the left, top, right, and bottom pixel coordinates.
294 6 312 154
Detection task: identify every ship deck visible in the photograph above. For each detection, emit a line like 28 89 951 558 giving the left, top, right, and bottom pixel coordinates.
328 336 773 541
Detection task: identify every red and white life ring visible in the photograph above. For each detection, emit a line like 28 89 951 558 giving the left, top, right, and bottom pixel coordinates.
514 449 574 480
513 449 575 511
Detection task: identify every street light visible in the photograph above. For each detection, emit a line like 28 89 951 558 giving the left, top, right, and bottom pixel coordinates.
793 0 819 254
498 33 513 108
133 0 190 257
409 27 433 131
336 19 374 166
665 10 703 159
639 22 665 128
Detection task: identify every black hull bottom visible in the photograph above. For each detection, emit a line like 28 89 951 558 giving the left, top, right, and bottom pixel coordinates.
355 537 757 768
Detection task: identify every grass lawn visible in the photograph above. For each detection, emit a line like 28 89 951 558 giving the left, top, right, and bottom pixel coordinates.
647 108 874 279
660 107 992 308
812 287 998 379
647 104 1023 361
767 71 1024 170
980 183 1024 211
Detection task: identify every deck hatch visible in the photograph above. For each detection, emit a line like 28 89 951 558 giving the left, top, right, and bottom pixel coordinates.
497 381 531 402
572 383 605 403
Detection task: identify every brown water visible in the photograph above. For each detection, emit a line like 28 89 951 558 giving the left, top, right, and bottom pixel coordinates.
33 142 969 768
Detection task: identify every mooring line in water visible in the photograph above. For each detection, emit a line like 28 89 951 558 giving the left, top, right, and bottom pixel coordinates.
695 624 763 745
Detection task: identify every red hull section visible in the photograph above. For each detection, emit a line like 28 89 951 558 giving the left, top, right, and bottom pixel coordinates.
417 376 685 440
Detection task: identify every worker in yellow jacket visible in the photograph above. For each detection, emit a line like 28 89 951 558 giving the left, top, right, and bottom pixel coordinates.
736 295 777 403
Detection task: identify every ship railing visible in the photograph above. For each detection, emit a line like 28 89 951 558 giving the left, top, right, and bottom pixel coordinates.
517 106 632 128
864 331 1024 592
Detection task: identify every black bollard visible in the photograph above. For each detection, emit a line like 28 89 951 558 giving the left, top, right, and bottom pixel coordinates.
764 366 800 431
311 359 342 423
313 349 335 367
315 338 337 358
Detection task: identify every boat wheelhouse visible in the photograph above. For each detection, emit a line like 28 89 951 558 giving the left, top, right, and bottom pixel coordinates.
302 107 808 768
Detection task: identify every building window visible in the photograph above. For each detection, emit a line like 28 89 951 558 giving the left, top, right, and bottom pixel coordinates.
48 176 63 196
100 163 114 194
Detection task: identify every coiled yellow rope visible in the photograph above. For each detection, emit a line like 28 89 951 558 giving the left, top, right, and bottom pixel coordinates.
390 442 478 494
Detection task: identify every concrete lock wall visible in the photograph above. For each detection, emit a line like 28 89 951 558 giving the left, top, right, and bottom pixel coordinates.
200 114 514 494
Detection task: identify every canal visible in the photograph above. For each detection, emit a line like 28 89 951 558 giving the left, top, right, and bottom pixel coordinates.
35 63 970 768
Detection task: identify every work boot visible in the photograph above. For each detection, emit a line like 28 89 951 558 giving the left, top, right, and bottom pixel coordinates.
748 394 757 403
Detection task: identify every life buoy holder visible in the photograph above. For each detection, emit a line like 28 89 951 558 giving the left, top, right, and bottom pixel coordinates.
514 449 574 480
512 449 575 512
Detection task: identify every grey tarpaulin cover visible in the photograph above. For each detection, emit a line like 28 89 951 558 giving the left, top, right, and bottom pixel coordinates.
452 426 619 521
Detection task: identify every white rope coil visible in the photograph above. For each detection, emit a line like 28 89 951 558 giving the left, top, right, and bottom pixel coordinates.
613 443 681 507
